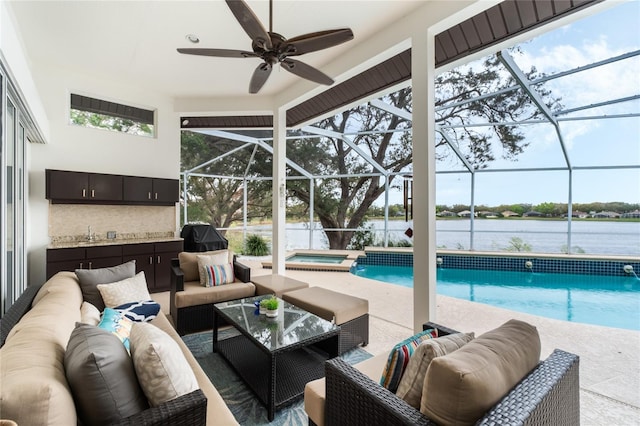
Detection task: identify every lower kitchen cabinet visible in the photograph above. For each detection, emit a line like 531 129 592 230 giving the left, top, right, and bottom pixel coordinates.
47 240 183 293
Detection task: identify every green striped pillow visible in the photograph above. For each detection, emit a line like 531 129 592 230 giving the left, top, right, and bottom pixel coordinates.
379 328 438 392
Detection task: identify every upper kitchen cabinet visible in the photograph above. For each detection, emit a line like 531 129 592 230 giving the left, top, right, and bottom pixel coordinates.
123 176 179 205
46 169 122 202
46 169 179 205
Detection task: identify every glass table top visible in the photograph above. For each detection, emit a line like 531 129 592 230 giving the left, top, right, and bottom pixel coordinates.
214 295 339 352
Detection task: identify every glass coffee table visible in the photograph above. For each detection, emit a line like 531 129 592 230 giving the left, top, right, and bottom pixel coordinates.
213 295 340 421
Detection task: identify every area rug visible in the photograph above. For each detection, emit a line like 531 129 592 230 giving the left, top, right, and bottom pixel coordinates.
183 329 372 425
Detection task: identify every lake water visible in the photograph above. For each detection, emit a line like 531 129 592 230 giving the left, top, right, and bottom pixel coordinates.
229 219 640 256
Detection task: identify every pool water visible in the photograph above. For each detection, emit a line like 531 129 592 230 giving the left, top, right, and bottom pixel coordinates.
351 265 640 331
286 254 347 264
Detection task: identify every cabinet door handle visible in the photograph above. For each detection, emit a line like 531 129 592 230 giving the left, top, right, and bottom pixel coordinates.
91 189 95 198
155 192 158 200
157 255 161 264
82 189 86 198
148 192 152 200
149 256 153 265
88 261 93 269
79 262 83 269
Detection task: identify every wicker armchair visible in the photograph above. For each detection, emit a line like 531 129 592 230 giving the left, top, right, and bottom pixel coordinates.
170 255 252 335
321 322 580 426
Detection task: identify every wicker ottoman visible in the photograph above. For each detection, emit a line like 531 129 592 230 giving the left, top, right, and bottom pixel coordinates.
251 274 309 297
282 287 368 354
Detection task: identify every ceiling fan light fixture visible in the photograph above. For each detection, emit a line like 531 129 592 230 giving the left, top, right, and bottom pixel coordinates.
185 34 200 44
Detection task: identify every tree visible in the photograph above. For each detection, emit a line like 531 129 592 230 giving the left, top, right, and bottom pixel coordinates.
284 50 561 249
70 109 153 136
181 131 272 231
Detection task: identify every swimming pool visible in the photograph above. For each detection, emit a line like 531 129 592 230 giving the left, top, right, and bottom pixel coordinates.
351 264 640 331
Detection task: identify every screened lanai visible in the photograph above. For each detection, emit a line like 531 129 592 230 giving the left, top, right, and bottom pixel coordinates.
180 1 640 258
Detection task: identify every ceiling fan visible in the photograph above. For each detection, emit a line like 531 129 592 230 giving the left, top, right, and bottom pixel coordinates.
177 0 354 94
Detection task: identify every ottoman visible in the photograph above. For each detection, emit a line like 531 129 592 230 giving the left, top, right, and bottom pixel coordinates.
282 287 369 354
251 274 309 297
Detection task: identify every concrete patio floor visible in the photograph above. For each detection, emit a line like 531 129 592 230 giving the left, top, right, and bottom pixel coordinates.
156 258 640 425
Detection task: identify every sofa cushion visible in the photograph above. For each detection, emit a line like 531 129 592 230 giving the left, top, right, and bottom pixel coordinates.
76 260 136 311
179 249 232 282
421 319 541 425
0 272 82 425
97 271 151 308
175 280 256 308
65 323 149 426
379 328 438 393
130 322 199 407
98 308 134 352
149 313 240 425
80 301 101 325
115 300 161 322
396 332 474 408
200 261 235 287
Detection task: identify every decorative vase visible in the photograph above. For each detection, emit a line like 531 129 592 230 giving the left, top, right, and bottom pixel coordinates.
266 308 278 318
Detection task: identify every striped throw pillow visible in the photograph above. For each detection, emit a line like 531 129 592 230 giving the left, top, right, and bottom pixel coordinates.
202 262 235 287
379 328 438 392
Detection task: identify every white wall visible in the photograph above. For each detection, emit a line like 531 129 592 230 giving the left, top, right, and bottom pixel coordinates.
27 64 180 285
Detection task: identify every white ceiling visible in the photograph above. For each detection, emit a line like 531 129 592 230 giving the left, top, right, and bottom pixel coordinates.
7 1 427 100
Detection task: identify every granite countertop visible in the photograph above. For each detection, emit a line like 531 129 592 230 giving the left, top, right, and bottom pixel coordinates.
49 236 183 249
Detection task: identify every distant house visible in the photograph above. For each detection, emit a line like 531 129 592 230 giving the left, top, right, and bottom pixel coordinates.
621 210 640 218
523 211 543 217
572 210 589 218
478 211 499 218
457 210 473 217
438 210 457 217
592 211 621 218
502 210 520 217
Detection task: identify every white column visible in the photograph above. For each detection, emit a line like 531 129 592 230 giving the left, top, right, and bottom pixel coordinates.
272 107 287 275
412 29 437 332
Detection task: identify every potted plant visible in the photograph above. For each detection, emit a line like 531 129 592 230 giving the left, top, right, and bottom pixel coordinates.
258 298 270 314
264 297 279 318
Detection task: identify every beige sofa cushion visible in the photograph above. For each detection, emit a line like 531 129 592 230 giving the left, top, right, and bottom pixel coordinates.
282 287 368 324
396 332 474 408
0 272 83 425
421 319 541 425
178 250 233 282
304 352 388 426
150 313 239 425
175 281 256 308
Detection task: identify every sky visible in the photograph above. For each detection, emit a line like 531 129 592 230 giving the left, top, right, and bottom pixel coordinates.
430 1 640 208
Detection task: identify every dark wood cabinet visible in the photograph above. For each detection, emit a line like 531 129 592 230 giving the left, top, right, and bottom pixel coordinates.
46 245 123 279
46 170 123 202
48 240 183 293
123 176 179 205
47 169 178 205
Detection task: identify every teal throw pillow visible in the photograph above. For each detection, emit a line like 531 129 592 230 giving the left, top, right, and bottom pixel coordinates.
98 308 134 352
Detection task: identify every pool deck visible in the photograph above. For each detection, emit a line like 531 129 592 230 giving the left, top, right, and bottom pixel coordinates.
157 256 640 425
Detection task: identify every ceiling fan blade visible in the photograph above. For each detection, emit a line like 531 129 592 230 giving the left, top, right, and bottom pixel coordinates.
283 29 354 56
225 0 272 50
177 48 257 58
281 59 333 86
249 63 273 94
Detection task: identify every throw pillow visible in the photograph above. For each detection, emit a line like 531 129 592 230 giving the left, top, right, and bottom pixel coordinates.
129 322 199 407
420 319 541 425
115 300 161 322
178 249 230 282
379 328 438 393
97 272 151 308
97 308 134 352
75 260 136 311
80 301 101 326
65 323 149 426
396 332 475 408
201 262 235 287
196 253 230 287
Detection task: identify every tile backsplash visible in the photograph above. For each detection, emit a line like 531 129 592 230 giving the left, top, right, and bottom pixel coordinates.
49 204 177 244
